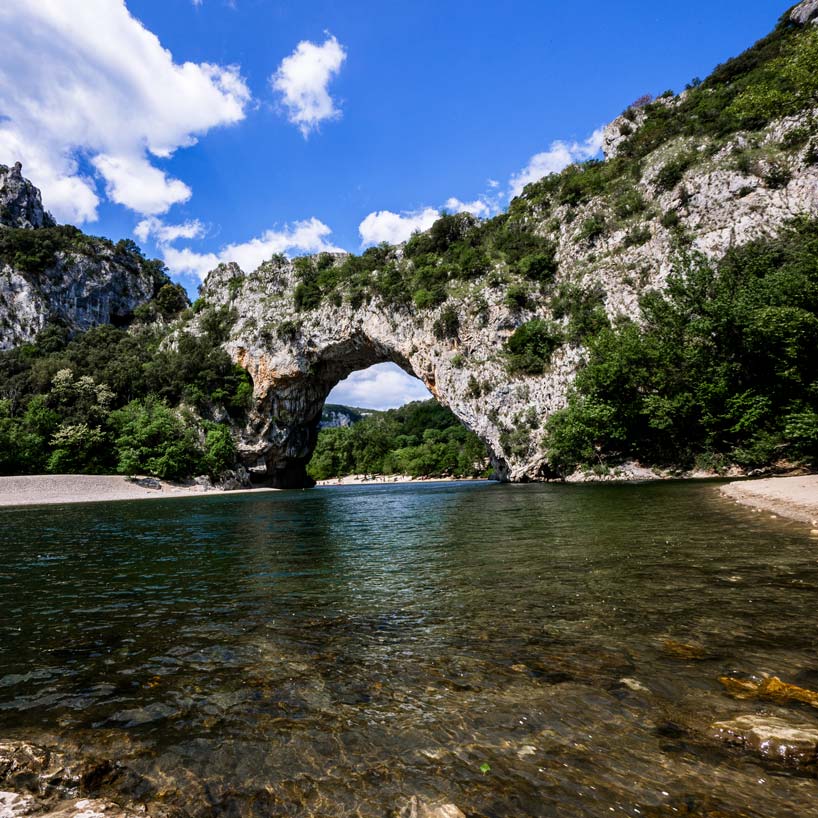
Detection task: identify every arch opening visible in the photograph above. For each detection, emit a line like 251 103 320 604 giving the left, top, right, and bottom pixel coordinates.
242 333 492 489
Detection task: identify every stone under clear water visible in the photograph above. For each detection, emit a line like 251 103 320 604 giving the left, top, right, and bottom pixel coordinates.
1 481 818 816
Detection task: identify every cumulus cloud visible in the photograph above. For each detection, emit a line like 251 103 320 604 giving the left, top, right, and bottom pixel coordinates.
161 217 344 280
0 0 250 222
93 155 192 215
134 217 205 244
327 362 431 410
358 207 440 247
358 192 501 247
272 34 346 137
509 128 605 198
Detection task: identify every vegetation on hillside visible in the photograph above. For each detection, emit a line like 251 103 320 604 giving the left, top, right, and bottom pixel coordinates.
0 295 251 479
544 217 818 474
307 400 489 481
0 227 168 282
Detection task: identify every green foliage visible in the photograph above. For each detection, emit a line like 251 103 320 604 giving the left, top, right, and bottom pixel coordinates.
433 305 460 340
613 187 647 220
726 27 818 129
154 283 190 317
112 398 202 480
660 209 681 229
0 300 247 477
307 399 489 480
623 226 652 248
544 218 818 473
516 247 558 284
781 125 811 150
277 320 299 341
577 213 608 245
279 212 560 313
504 284 531 311
0 225 94 274
505 319 563 375
551 283 610 344
763 161 792 189
654 152 696 192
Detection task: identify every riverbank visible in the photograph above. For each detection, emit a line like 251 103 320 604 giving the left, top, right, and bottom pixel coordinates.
720 475 818 525
314 474 490 487
0 474 279 508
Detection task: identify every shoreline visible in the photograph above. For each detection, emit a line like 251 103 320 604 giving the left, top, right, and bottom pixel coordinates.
719 475 818 526
0 474 280 509
314 474 490 487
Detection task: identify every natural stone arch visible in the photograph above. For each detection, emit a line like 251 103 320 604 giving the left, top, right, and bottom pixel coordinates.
200 259 580 488
238 335 431 488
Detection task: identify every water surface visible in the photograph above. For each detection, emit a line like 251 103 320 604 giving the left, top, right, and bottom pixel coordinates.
2 481 817 816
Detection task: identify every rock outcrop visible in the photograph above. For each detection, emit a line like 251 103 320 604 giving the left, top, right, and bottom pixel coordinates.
201 98 818 486
792 0 818 24
0 163 55 230
0 167 167 350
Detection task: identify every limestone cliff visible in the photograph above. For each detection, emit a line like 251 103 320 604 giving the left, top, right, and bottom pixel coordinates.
198 2 818 487
0 165 168 350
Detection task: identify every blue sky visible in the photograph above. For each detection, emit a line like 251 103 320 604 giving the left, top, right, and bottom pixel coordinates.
0 0 788 407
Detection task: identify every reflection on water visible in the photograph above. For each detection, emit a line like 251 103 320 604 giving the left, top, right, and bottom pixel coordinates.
2 481 818 816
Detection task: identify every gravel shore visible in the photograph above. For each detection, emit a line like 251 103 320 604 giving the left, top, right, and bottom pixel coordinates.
720 475 818 525
0 474 279 508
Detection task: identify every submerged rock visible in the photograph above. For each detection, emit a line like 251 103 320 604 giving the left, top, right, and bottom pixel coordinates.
718 675 818 708
0 741 150 818
662 640 708 660
0 794 147 818
0 742 67 796
398 796 466 818
713 715 818 765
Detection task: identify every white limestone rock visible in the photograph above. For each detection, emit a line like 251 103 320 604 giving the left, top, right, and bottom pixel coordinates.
791 0 818 25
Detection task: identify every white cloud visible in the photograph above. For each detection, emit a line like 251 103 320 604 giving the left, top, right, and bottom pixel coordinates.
272 34 346 137
358 207 440 247
358 193 500 247
162 217 344 280
509 128 605 198
444 196 493 218
327 362 431 410
134 217 205 244
0 0 250 222
93 154 192 215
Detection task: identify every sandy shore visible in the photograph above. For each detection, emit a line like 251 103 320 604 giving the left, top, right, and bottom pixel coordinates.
720 475 818 525
0 474 280 509
315 474 489 487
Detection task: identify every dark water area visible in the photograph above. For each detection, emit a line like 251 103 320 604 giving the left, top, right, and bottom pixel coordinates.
1 481 818 816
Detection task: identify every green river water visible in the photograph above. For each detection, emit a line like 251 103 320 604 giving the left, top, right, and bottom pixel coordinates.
1 480 817 816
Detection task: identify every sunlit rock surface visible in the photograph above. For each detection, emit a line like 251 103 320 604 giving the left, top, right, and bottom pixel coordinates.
0 167 165 350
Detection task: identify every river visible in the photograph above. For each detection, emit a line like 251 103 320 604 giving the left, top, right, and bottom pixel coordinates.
1 481 817 816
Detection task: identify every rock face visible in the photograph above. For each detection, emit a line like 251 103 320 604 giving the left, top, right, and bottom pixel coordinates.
792 0 818 25
201 100 818 487
0 163 55 230
0 167 166 350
